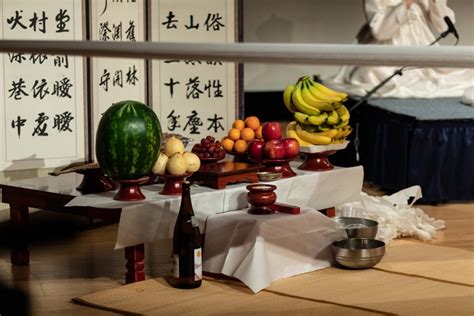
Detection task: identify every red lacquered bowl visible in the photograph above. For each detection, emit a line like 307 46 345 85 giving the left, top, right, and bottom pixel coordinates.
246 184 277 215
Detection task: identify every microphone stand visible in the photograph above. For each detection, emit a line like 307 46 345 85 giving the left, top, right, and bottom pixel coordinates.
349 31 454 113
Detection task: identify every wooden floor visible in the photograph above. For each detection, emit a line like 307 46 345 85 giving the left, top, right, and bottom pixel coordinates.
0 194 472 315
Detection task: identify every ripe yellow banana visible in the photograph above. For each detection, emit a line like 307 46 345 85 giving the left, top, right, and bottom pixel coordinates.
295 123 332 145
333 128 345 140
283 84 297 113
340 126 352 138
331 139 346 144
301 81 335 111
326 110 340 125
306 80 342 103
316 128 339 139
309 79 348 101
335 104 350 122
334 119 349 128
307 112 328 126
286 121 312 147
318 124 331 132
294 111 309 125
291 81 321 116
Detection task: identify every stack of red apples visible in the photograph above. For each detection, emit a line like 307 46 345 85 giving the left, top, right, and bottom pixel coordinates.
247 122 300 160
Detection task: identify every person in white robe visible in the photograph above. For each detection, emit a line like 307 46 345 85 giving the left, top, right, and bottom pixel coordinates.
327 0 473 99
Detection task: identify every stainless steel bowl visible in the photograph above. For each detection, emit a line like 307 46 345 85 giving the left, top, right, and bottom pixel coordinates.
332 238 385 269
333 217 378 239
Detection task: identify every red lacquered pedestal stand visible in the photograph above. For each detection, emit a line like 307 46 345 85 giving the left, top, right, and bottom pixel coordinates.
298 150 337 171
159 173 191 195
76 169 117 194
113 176 149 201
250 158 296 178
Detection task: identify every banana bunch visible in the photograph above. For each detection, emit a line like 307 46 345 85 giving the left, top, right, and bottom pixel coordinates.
283 76 352 145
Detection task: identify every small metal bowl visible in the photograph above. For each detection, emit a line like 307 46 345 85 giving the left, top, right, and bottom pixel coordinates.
332 238 385 269
333 217 378 239
256 171 282 182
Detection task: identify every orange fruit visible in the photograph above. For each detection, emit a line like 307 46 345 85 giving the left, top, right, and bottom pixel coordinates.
233 139 248 154
221 137 234 152
240 127 255 142
228 128 241 141
245 116 260 131
232 119 245 131
255 126 263 140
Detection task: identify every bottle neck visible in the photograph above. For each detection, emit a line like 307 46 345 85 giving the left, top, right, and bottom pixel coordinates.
179 181 194 215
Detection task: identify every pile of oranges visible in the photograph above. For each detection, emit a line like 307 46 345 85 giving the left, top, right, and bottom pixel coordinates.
222 116 263 154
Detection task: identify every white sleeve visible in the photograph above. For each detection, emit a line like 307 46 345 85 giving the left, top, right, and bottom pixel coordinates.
365 0 409 41
425 0 455 33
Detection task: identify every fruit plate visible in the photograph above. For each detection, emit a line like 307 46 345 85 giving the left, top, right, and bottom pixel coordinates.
248 157 297 178
197 155 226 164
299 140 349 154
298 141 350 171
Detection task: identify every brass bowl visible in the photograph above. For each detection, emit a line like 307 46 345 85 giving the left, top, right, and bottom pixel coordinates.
332 238 385 269
333 217 378 239
256 171 282 182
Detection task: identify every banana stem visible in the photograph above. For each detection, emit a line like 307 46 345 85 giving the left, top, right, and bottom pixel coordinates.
297 75 309 83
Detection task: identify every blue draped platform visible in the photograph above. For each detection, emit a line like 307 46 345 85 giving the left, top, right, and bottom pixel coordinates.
359 98 474 203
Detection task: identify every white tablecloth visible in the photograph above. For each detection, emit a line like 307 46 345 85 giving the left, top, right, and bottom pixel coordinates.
203 208 347 293
65 165 363 249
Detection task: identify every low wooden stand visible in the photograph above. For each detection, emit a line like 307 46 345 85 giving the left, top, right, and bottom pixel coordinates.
189 161 259 189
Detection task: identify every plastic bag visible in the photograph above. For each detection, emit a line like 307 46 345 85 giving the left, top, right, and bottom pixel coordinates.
336 186 445 244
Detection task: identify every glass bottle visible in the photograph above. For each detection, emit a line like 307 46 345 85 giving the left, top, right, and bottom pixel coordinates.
170 181 202 289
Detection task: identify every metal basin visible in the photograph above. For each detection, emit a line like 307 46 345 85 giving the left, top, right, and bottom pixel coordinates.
331 238 385 269
333 217 378 239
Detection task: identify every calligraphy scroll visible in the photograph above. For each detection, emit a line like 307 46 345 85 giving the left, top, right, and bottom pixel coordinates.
0 0 86 171
150 0 240 143
89 0 147 151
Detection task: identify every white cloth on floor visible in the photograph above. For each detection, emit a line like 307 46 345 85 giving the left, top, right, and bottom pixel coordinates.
203 208 346 293
326 0 474 98
337 185 445 243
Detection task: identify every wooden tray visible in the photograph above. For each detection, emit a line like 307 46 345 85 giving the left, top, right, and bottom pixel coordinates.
189 161 259 189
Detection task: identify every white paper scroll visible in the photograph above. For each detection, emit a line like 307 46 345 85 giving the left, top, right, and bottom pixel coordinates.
89 0 147 151
150 0 238 143
0 0 85 171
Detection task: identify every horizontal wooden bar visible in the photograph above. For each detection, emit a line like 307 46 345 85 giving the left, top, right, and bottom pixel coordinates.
0 40 472 68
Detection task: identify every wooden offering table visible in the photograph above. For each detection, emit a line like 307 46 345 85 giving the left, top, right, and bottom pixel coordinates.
0 174 145 284
1 164 363 284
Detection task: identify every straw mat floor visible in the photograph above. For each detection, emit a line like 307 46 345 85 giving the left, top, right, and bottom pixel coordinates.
73 240 474 315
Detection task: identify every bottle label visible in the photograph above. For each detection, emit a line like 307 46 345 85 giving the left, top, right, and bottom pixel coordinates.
194 248 202 281
172 254 179 278
191 216 199 227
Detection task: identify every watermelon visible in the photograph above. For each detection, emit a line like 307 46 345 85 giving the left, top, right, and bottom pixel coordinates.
95 100 162 179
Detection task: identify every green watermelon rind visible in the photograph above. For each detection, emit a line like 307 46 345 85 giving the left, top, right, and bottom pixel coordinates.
96 100 162 180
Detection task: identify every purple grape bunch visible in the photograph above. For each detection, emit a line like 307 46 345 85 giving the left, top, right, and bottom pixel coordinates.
192 135 225 159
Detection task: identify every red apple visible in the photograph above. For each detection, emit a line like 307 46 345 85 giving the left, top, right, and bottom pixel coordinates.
261 122 282 141
248 139 265 159
264 140 286 159
283 138 300 158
